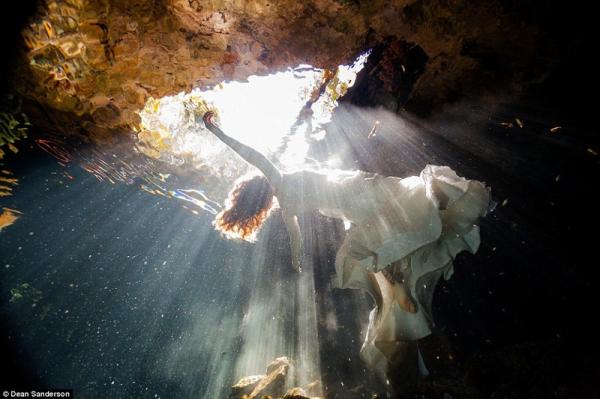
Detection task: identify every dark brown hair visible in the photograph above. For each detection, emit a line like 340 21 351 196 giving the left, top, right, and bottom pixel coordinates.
214 175 275 241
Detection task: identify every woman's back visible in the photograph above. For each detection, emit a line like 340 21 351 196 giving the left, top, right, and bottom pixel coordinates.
277 169 428 228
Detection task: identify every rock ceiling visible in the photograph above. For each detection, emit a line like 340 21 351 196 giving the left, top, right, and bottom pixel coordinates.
12 0 549 138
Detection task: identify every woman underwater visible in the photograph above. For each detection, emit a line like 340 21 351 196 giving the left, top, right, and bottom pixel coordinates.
200 111 493 374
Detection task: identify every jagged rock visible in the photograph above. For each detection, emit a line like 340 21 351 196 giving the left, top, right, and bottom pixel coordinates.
229 375 266 398
230 357 290 399
305 380 322 397
282 387 311 399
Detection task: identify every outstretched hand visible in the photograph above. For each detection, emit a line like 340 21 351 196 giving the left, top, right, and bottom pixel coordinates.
202 111 216 128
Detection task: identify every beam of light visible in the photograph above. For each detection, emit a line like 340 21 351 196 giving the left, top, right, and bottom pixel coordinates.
2 54 383 399
228 216 322 396
293 225 322 391
0 158 256 398
124 56 372 396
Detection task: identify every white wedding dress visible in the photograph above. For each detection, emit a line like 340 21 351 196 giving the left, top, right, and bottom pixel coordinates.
278 165 492 374
330 165 492 374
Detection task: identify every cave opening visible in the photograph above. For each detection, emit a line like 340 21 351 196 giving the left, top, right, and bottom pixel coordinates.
135 52 370 176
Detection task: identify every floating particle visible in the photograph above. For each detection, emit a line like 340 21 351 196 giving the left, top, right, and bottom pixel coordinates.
343 219 351 231
555 175 560 182
587 148 598 156
550 126 562 133
500 122 514 128
515 118 524 128
367 120 380 139
502 199 509 206
157 173 170 182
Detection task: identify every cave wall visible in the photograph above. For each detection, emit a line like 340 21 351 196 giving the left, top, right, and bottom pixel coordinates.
11 0 554 136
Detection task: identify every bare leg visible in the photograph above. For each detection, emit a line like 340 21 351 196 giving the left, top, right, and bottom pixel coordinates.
395 279 416 314
382 262 416 314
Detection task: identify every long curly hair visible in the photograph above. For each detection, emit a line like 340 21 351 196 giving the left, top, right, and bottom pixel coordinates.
214 175 275 241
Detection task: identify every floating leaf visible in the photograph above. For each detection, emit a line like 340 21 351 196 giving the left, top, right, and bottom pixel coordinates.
0 207 22 230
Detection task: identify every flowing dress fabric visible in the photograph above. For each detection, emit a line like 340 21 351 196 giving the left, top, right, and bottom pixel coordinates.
329 165 492 373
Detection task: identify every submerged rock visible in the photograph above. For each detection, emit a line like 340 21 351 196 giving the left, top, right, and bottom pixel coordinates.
229 357 325 399
282 387 311 399
230 375 266 398
230 357 290 399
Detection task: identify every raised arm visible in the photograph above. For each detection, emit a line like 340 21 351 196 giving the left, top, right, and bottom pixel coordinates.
202 112 282 190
